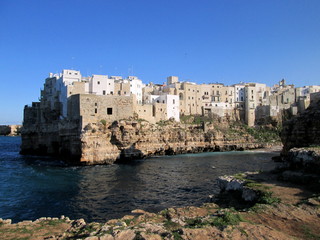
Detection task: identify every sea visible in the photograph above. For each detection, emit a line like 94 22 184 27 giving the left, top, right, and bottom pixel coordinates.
0 136 279 223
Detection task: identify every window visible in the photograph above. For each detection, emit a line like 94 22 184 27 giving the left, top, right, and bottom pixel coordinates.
163 100 165 103
95 109 97 114
107 108 113 115
95 103 97 106
97 81 100 85
173 99 175 104
103 90 106 95
118 91 121 95
110 91 113 95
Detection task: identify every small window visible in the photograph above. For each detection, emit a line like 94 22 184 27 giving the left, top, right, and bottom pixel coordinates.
97 81 100 85
163 100 165 103
107 108 113 115
95 109 97 114
173 99 175 104
103 90 106 95
118 91 121 95
95 103 97 106
110 91 113 95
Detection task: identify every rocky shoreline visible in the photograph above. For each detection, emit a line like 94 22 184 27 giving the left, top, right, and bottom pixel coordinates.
21 118 281 165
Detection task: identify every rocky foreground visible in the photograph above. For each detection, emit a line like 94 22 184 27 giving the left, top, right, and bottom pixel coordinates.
1 164 319 240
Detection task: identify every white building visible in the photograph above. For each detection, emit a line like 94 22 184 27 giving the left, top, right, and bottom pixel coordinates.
55 69 82 117
152 94 180 122
89 74 115 95
128 76 143 104
233 84 245 108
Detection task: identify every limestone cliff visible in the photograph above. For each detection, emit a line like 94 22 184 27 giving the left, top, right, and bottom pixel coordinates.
281 96 320 154
21 114 279 165
79 119 276 165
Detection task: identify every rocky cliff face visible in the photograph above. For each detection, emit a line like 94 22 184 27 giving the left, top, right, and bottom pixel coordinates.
281 97 320 154
21 114 278 165
79 119 274 165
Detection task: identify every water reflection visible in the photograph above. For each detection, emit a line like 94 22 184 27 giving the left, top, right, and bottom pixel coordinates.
0 137 279 223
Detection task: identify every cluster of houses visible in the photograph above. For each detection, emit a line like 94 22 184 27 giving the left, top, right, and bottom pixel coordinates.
32 69 320 127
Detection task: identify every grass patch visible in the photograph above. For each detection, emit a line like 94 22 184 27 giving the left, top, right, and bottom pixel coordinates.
41 219 65 226
210 211 244 229
123 219 134 226
163 220 181 231
184 211 244 230
172 230 183 240
301 225 320 240
258 191 281 205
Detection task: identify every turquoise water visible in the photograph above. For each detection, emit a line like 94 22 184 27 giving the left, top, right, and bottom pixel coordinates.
0 136 278 223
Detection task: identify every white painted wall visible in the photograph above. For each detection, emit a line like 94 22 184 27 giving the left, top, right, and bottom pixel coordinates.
128 76 143 104
90 74 115 95
57 70 82 117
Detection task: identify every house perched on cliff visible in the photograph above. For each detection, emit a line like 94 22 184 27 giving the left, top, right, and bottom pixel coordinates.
21 69 320 164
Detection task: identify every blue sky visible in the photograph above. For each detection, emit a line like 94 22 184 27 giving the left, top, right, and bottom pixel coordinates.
1 0 320 124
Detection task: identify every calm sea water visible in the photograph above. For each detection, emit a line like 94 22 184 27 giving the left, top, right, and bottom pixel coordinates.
0 136 278 223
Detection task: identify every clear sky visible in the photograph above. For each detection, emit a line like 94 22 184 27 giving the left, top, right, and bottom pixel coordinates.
1 0 320 124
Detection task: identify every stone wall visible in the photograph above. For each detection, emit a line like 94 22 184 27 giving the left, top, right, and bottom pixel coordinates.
68 94 136 128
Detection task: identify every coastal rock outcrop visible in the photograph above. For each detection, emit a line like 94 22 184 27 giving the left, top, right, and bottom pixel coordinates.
279 94 320 182
79 120 274 165
281 95 320 154
0 125 21 136
21 115 279 165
